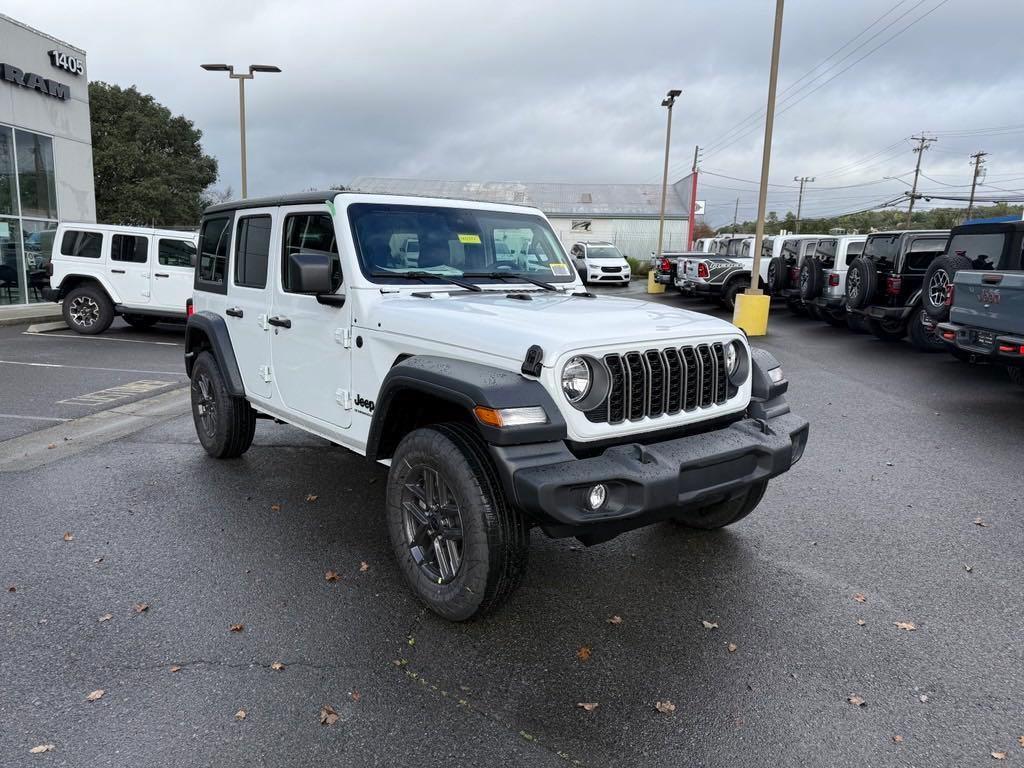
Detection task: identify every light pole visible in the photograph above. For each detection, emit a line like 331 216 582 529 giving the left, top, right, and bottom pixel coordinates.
200 64 281 199
655 89 682 262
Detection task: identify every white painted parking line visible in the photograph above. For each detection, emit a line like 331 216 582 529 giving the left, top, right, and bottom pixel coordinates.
0 359 185 377
0 413 70 422
21 330 181 347
58 380 178 407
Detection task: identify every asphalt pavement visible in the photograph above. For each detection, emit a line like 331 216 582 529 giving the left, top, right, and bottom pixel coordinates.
1 285 1023 767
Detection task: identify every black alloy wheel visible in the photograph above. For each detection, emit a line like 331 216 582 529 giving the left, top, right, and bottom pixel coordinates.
400 466 465 584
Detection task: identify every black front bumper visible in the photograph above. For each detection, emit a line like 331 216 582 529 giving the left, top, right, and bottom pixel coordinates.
937 321 1024 364
491 407 809 540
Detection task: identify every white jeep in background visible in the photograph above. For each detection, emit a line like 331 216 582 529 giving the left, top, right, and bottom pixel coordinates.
45 223 198 334
185 191 808 620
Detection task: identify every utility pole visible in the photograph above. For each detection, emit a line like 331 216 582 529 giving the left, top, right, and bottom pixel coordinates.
905 134 936 229
966 150 988 222
793 175 815 233
655 89 682 262
732 197 740 232
687 145 701 248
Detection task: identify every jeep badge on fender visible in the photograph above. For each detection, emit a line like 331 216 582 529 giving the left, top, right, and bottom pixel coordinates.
184 190 809 621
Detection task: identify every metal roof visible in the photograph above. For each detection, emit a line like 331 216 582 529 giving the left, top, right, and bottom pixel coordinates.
350 176 693 218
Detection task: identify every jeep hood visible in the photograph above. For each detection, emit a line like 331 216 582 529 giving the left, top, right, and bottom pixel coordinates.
367 289 742 366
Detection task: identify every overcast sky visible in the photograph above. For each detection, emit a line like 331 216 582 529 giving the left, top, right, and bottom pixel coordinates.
10 0 1024 225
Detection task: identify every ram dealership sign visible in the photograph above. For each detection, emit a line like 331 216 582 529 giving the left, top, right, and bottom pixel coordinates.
0 62 70 100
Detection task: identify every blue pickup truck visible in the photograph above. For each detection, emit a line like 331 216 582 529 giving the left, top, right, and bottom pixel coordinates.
938 270 1024 386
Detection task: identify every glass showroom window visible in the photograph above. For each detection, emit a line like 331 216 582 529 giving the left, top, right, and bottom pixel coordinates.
0 126 60 306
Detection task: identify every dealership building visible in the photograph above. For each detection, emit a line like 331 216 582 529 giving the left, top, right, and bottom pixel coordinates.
0 14 95 309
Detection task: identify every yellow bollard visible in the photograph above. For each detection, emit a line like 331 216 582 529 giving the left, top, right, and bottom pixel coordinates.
732 292 770 336
647 270 665 294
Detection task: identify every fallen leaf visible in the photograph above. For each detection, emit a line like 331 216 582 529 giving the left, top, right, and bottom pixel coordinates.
7 585 15 592
170 666 181 673
728 643 738 653
577 702 599 712
974 517 990 528
892 735 904 743
270 504 281 512
856 619 866 626
133 603 149 614
1018 735 1024 747
325 570 340 582
654 700 676 714
234 709 246 721
98 614 112 623
392 659 408 667
964 564 973 572
607 615 623 625
86 689 104 702
271 662 285 671
359 561 369 572
320 704 339 725
919 694 929 703
992 752 1007 760
93 557 104 564
47 443 56 450
894 621 916 631
885 461 894 467
30 744 55 753
229 624 244 633
350 690 361 702
62 532 74 541
577 645 592 662
848 694 866 707
853 593 867 603
701 620 719 630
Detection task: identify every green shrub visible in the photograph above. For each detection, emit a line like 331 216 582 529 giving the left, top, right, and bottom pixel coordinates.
627 257 651 277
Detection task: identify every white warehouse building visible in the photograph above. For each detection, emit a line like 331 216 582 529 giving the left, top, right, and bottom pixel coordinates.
350 177 694 261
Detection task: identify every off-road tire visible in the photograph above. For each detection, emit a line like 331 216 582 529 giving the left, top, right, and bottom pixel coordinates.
190 351 256 459
846 313 869 333
786 298 807 316
672 480 768 529
766 257 785 294
867 317 907 342
1008 367 1024 387
907 306 946 352
386 423 529 621
922 253 973 321
719 278 749 311
123 314 159 330
798 259 822 300
845 257 877 310
822 307 846 327
62 284 114 335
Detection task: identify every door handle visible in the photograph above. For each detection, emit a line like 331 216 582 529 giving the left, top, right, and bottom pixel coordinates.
225 307 244 318
268 315 291 328
154 272 169 278
111 269 126 274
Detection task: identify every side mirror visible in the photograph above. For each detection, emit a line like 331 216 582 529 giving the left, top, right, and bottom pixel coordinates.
288 251 335 294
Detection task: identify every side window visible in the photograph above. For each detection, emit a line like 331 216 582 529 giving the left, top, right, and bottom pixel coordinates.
281 213 341 293
196 216 232 294
61 230 102 258
904 237 947 272
234 215 272 289
158 239 197 268
111 234 148 263
844 240 864 266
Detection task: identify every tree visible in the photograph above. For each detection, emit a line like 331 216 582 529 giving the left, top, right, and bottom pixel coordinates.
90 82 218 226
692 221 715 240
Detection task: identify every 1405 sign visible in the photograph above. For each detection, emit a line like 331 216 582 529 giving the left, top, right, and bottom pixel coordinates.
48 50 84 75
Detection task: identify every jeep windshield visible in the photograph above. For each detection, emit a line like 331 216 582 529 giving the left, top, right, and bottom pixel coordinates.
585 246 623 259
349 203 576 285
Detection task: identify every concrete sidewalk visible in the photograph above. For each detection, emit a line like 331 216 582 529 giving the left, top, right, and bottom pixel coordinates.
0 303 62 327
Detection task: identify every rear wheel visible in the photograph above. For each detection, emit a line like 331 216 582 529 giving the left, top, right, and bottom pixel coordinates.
123 314 158 330
823 308 846 327
786 298 807 316
867 317 907 342
672 481 767 529
62 285 114 335
845 257 877 310
907 306 946 352
190 351 256 458
847 313 869 334
922 254 972 321
719 279 748 311
387 423 529 621
766 257 785 294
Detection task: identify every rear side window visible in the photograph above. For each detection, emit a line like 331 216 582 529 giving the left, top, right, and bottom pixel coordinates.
196 216 232 294
111 234 148 263
863 235 899 270
158 239 196 268
904 237 947 272
281 213 341 293
815 239 837 266
947 232 1007 270
234 215 272 289
61 230 102 258
844 240 864 266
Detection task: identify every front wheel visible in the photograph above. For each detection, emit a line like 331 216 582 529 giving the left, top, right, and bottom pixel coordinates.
190 351 256 458
672 481 767 529
867 317 907 342
387 423 529 621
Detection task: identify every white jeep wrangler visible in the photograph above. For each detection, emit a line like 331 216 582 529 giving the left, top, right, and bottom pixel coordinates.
185 192 808 620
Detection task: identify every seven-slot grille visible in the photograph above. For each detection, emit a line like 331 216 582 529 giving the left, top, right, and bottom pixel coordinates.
584 343 730 424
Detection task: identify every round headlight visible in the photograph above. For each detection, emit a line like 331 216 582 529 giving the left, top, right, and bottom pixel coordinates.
561 356 592 403
725 341 740 376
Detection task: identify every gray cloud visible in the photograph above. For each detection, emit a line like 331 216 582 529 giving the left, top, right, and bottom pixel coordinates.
10 0 1023 225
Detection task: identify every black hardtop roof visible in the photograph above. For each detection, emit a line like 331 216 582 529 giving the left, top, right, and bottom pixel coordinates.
950 220 1024 236
203 191 339 215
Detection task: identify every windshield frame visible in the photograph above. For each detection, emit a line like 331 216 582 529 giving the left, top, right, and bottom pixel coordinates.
347 202 578 286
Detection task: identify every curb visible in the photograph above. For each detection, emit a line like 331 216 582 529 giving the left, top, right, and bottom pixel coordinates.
25 320 69 333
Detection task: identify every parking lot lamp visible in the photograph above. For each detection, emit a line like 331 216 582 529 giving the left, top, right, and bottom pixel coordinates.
733 0 784 337
200 64 281 198
655 89 682 264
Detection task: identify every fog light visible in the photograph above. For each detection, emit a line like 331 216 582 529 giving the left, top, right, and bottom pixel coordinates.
587 484 608 510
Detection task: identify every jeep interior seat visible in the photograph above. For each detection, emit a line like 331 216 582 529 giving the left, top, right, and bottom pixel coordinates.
418 233 449 268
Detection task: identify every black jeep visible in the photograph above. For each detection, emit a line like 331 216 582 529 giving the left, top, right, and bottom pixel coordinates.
844 230 949 350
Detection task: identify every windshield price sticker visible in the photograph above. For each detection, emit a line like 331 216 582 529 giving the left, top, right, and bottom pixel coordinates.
550 263 570 276
457 233 481 244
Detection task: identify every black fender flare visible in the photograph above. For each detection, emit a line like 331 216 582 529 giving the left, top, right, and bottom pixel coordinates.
184 311 245 397
366 356 567 459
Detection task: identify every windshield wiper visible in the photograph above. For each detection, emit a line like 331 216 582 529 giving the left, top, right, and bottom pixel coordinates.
463 271 560 292
370 270 481 292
